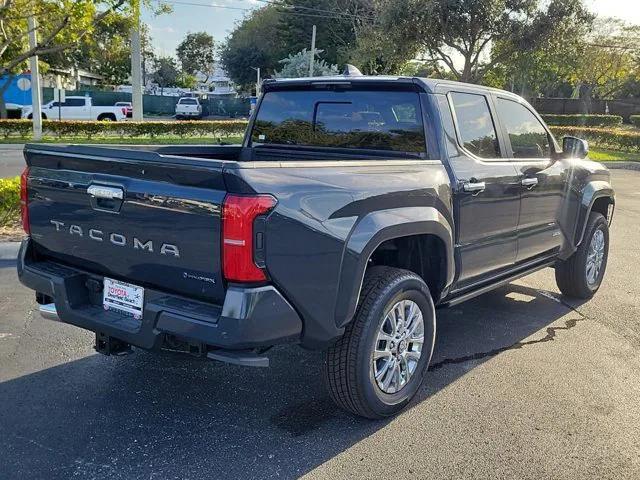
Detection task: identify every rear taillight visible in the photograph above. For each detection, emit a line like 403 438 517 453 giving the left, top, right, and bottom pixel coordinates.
20 167 30 235
222 194 276 282
121 107 127 116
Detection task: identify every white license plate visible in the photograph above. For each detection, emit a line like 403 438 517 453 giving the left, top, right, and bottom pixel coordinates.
103 278 144 319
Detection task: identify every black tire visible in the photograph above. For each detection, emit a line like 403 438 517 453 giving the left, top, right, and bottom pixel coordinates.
27 113 46 119
324 266 436 419
97 114 116 122
555 212 609 299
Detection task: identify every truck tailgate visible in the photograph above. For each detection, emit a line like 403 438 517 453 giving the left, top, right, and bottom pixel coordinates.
24 145 228 304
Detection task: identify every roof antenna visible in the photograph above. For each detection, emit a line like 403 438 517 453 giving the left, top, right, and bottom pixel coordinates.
342 64 362 76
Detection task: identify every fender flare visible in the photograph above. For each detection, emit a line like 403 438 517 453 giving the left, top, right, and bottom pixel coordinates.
333 206 454 328
575 180 614 247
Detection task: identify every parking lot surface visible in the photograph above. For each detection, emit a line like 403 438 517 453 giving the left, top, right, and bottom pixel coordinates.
1 169 639 479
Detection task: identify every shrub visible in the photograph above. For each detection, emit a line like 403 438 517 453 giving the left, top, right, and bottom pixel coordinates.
631 115 640 128
0 176 20 227
542 114 623 127
0 119 249 139
551 126 640 152
0 119 32 138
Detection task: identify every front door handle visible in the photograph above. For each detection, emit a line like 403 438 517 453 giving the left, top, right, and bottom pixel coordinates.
463 181 486 195
521 177 539 188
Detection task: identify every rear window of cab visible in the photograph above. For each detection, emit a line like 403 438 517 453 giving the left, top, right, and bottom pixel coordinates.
251 90 426 155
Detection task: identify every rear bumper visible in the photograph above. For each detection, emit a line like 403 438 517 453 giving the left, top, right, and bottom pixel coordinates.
17 239 302 352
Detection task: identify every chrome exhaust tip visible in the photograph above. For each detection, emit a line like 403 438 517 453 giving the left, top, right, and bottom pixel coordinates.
39 303 60 322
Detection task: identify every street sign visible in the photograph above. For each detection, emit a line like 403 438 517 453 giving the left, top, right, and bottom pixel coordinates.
53 88 65 103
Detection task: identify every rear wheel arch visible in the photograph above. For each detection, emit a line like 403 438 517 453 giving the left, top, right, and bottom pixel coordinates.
334 210 454 330
368 234 448 302
97 113 116 121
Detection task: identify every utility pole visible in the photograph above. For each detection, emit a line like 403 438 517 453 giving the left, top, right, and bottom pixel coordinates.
309 24 316 77
130 0 144 121
27 15 42 140
251 66 261 97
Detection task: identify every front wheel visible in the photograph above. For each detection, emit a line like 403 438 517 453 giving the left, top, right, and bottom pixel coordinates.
324 267 436 419
555 211 609 299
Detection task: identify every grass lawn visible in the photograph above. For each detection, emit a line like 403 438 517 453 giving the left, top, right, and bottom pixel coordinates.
0 136 244 145
589 147 639 162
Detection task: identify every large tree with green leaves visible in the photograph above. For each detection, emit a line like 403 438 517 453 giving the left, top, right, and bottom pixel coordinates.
275 0 370 67
369 0 594 84
221 1 372 91
569 18 640 109
42 13 155 87
151 56 178 94
176 32 215 80
220 6 288 91
0 0 132 116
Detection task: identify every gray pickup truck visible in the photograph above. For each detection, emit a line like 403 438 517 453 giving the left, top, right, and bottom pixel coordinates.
17 73 614 418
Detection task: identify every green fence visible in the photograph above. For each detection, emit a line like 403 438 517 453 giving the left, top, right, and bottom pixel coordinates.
41 88 250 117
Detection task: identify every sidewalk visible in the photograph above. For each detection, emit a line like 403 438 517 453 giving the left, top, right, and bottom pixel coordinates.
0 144 24 178
0 241 20 260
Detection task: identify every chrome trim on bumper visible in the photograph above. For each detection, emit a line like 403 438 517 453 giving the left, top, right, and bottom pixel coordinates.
39 303 60 322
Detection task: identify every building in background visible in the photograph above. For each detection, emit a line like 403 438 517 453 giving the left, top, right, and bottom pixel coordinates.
196 62 236 96
41 68 103 90
1 68 103 109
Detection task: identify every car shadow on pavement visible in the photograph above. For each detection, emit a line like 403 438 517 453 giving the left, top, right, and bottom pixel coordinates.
0 282 586 479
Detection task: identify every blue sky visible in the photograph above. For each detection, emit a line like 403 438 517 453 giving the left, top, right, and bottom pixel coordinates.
142 0 261 57
143 0 640 58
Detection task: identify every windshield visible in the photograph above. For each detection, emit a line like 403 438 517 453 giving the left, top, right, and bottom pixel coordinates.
251 89 426 155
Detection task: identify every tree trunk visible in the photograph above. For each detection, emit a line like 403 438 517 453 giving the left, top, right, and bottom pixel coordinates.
0 75 13 119
580 84 594 114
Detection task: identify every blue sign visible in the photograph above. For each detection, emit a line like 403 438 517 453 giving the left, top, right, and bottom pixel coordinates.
1 74 33 106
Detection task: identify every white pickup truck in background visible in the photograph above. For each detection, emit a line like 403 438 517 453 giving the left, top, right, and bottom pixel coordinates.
22 96 128 121
175 97 202 119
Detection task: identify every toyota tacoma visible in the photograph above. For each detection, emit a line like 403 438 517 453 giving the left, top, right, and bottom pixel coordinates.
17 73 614 418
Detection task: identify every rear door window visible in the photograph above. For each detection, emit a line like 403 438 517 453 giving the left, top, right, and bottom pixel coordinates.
63 98 86 107
450 92 500 159
251 90 426 155
495 98 550 159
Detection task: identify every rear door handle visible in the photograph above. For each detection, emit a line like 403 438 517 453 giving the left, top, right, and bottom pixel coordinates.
463 181 486 194
521 177 539 188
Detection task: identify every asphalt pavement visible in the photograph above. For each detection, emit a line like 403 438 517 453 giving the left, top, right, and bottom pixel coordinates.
0 170 639 479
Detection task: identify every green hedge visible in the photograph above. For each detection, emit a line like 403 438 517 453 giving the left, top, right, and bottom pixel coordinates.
541 114 623 127
550 126 640 152
0 176 20 227
0 119 249 139
631 115 640 128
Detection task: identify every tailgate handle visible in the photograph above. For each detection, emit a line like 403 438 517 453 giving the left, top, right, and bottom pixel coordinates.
88 185 124 200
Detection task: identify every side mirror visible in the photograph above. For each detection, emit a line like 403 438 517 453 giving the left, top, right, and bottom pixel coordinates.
562 136 589 159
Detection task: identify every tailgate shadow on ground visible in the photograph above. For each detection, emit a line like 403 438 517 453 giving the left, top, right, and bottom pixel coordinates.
0 282 585 479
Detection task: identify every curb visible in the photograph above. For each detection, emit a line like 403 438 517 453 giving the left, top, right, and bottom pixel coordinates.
603 161 640 171
0 241 20 260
